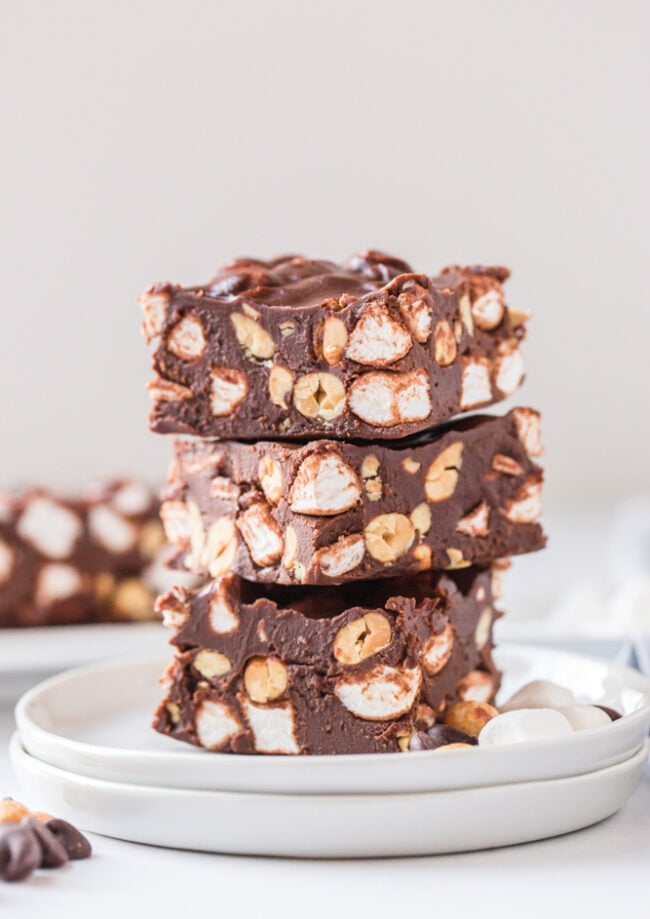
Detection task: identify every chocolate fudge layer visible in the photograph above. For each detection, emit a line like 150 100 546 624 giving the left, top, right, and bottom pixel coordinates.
153 569 501 755
0 481 165 627
140 252 527 441
161 408 544 586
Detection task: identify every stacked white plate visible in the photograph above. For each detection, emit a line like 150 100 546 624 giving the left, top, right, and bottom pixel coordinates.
11 643 650 858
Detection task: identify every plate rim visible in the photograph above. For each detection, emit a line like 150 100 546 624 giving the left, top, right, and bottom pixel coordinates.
12 733 648 857
13 643 650 794
10 731 650 803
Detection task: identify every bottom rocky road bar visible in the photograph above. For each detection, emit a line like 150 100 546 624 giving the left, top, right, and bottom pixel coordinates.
154 568 502 755
0 481 165 627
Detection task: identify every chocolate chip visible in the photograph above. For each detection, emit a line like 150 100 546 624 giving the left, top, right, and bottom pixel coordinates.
0 825 41 882
24 818 68 868
45 818 92 860
408 732 431 751
409 723 478 751
596 705 623 721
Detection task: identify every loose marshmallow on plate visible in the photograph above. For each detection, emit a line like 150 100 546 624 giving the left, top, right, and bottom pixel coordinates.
478 708 573 746
499 680 575 713
556 705 612 732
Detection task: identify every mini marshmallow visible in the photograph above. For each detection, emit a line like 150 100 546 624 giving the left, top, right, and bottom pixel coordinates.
111 482 152 516
499 679 575 713
478 708 573 746
556 705 612 732
88 505 137 554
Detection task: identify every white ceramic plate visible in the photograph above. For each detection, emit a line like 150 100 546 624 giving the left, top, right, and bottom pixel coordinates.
15 644 650 795
10 734 648 858
0 623 168 702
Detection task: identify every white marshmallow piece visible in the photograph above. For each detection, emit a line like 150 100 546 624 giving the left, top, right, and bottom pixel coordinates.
556 704 612 732
17 497 82 559
240 699 300 754
89 505 137 554
195 700 242 750
209 591 239 634
479 708 573 747
112 482 152 516
36 563 83 605
499 679 575 713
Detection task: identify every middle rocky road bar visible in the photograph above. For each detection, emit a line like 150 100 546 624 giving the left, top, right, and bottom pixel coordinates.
162 408 544 586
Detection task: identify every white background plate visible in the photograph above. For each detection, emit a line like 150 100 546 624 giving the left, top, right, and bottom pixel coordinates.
0 622 168 702
0 621 168 673
15 644 650 795
10 734 648 858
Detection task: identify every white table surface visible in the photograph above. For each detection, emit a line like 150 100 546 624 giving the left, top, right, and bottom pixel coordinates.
1 703 648 919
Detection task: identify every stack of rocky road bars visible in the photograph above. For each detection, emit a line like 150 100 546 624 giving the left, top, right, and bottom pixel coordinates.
139 252 545 755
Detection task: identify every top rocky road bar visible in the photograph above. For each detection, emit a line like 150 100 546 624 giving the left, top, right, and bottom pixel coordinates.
140 251 528 441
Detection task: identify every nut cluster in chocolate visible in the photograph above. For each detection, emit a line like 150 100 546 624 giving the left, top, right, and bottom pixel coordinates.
0 480 164 627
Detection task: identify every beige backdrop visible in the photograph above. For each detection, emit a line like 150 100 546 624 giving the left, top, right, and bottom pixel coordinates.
1 0 648 502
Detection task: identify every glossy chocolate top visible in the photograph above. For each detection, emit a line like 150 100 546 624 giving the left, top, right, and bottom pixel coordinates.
205 252 416 306
142 252 521 442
